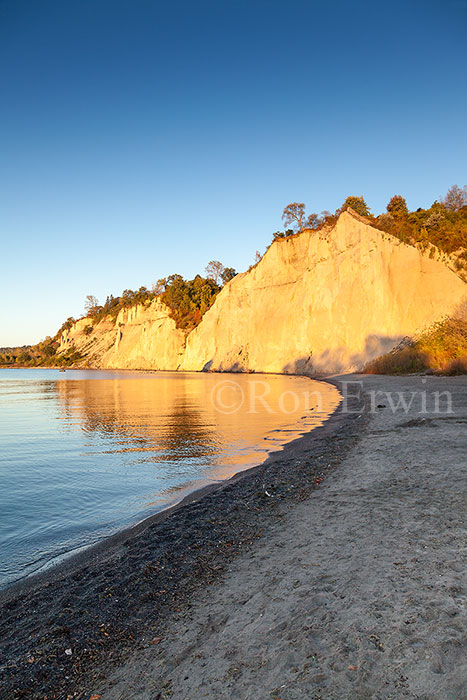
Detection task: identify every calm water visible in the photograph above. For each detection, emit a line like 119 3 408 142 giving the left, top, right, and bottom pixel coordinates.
0 369 339 587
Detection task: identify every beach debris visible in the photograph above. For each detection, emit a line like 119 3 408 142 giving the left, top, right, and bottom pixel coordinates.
370 634 384 651
264 490 272 497
89 695 102 700
152 637 163 645
348 664 358 670
64 648 72 656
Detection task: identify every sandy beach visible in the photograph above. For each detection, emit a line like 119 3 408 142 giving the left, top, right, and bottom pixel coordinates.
1 375 466 699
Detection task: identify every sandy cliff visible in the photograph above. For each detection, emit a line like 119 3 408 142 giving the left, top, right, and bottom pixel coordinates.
182 210 466 373
58 210 466 374
58 299 186 370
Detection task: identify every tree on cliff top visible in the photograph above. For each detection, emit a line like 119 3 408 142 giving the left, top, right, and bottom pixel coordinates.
282 202 307 232
442 184 467 212
84 295 101 317
342 196 370 217
282 203 321 233
387 195 408 218
221 266 237 284
205 261 236 286
205 260 225 285
162 273 220 330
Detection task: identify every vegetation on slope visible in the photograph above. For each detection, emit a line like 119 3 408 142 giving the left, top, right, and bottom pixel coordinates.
273 185 467 277
0 338 83 368
84 261 236 331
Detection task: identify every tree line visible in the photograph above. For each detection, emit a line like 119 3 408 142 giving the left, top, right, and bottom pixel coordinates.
0 337 83 368
83 260 237 332
272 186 467 270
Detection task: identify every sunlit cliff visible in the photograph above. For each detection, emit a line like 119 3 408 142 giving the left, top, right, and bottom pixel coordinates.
58 210 467 374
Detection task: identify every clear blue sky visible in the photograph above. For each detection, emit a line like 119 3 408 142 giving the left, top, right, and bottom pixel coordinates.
1 0 466 345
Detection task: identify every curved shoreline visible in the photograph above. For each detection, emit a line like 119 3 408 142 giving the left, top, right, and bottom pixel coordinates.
0 374 339 602
0 376 366 700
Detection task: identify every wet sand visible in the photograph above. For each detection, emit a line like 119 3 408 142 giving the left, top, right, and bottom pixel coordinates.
1 376 466 699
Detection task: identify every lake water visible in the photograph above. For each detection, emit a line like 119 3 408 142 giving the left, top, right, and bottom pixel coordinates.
0 369 339 588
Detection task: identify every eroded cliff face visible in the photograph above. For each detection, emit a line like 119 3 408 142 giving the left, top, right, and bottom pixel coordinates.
58 210 467 374
58 299 186 370
181 210 467 374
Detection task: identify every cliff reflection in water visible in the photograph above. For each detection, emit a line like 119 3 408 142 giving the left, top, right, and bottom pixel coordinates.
0 369 340 586
55 371 338 484
57 374 218 468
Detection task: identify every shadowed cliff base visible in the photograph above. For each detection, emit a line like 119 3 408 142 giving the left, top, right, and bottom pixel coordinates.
197 335 405 376
281 334 405 375
364 301 467 375
197 334 404 376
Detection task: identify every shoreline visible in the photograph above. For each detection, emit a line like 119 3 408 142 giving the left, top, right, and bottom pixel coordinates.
100 374 465 700
0 377 365 699
0 370 337 594
0 374 341 602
